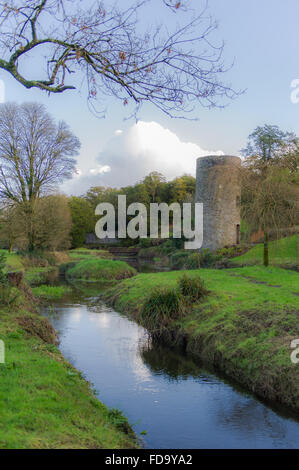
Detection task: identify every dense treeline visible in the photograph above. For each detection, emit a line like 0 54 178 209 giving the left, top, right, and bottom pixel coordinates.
0 170 196 251
69 172 196 248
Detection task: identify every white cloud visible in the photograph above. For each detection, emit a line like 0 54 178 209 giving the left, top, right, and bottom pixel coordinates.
65 120 223 194
89 164 111 175
73 168 83 178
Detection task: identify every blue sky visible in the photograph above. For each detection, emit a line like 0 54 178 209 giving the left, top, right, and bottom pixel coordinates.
0 0 298 194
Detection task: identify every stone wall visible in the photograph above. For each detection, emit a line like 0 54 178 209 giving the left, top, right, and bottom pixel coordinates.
195 155 241 251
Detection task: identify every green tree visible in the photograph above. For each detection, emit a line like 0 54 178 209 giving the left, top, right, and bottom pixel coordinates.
242 124 299 165
0 205 25 252
169 175 195 203
69 197 95 248
142 172 166 203
242 125 299 266
33 195 72 251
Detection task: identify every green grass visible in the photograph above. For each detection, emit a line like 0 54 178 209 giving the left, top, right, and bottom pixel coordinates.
24 267 58 286
69 248 112 261
32 285 71 300
104 266 299 411
0 250 25 272
232 235 298 267
66 258 136 281
107 266 299 315
0 292 137 449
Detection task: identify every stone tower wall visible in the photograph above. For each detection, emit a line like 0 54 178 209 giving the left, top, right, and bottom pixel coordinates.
195 155 241 251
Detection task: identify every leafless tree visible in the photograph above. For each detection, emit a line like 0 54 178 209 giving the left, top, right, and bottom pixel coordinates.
0 0 239 118
0 102 80 250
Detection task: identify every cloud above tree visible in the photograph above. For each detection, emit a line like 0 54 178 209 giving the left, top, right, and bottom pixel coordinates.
65 121 223 194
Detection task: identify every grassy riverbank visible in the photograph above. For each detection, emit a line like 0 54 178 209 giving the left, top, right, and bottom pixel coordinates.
104 266 299 412
66 258 136 281
232 235 298 268
0 287 137 449
0 249 138 449
32 284 72 300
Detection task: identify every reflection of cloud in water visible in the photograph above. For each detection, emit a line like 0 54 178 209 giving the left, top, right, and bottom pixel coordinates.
89 312 111 329
84 307 154 387
132 351 156 388
70 308 82 323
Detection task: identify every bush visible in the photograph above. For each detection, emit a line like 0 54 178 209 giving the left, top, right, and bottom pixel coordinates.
138 238 153 249
20 251 58 268
0 252 19 306
141 287 183 329
59 261 76 276
0 252 7 284
184 252 201 269
0 284 19 306
170 250 189 269
138 238 165 248
107 408 133 435
198 249 221 268
178 274 208 302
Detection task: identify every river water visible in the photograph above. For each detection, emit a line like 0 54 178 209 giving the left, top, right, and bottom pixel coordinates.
42 286 299 449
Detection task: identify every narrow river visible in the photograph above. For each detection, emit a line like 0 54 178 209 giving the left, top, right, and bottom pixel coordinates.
42 286 299 449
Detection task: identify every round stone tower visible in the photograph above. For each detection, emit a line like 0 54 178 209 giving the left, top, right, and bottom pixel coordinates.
195 155 241 251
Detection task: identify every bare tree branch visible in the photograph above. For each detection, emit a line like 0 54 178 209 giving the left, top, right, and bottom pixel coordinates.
0 0 241 118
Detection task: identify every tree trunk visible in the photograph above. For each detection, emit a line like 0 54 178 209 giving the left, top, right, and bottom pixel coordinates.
28 231 35 252
9 242 13 254
263 230 269 267
25 201 35 252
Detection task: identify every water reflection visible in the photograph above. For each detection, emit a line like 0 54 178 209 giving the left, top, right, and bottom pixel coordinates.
139 342 215 382
42 289 299 449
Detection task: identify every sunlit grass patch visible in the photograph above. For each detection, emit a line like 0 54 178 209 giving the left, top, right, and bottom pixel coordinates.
32 285 71 300
232 235 298 267
66 258 136 281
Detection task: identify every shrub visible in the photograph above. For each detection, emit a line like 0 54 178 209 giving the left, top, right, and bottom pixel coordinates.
170 250 189 269
178 274 208 302
0 252 19 306
0 252 7 284
24 267 58 286
199 249 221 267
141 287 183 330
0 284 19 306
107 408 133 435
138 238 153 249
184 252 201 269
59 261 76 276
170 236 185 250
21 255 49 268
